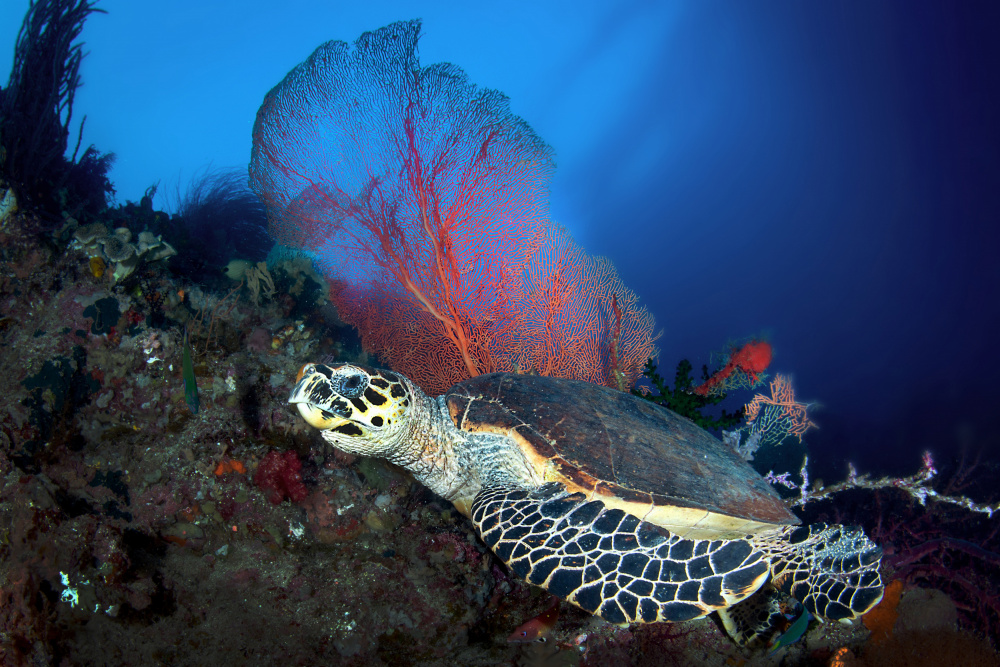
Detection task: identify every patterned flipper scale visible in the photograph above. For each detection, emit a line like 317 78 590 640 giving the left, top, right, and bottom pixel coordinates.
471 483 771 625
752 523 884 621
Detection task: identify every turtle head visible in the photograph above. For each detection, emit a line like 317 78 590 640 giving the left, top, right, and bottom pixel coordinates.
289 363 413 457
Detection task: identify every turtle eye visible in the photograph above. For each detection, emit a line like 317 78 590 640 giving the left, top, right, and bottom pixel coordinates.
334 371 368 398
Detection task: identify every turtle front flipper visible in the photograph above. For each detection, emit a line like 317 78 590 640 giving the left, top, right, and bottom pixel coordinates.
752 523 884 622
471 482 771 625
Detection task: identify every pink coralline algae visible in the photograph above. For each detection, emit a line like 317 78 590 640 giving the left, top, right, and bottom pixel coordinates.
254 450 308 504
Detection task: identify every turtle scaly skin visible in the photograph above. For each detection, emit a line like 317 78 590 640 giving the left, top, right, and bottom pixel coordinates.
289 363 884 643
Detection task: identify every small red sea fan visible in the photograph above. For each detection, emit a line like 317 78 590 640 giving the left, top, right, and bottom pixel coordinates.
693 339 772 397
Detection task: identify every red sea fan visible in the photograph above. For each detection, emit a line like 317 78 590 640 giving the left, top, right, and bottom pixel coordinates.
250 20 656 394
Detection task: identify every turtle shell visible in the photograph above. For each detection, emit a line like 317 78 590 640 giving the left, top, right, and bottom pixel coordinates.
445 373 799 540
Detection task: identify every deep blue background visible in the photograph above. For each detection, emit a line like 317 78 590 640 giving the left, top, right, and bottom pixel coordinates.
2 1 997 480
563 2 1000 480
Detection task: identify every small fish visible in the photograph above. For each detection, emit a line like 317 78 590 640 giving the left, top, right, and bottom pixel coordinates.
182 326 199 414
769 608 813 654
508 597 560 643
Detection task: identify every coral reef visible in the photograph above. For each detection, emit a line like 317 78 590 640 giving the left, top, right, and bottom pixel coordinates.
0 197 899 666
0 197 529 665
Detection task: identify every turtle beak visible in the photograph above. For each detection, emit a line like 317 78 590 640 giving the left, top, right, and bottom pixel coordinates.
289 364 351 430
292 402 349 431
288 366 316 404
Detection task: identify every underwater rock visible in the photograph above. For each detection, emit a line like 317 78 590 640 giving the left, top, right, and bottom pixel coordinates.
895 588 959 634
0 187 17 224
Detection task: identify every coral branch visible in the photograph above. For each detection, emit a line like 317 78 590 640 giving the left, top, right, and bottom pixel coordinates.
782 451 1000 517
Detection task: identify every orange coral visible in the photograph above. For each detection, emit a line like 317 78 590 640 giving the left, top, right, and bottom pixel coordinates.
214 458 246 476
863 579 904 643
828 647 859 666
89 255 105 278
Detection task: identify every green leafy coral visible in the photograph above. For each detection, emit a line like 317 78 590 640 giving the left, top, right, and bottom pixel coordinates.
633 358 744 431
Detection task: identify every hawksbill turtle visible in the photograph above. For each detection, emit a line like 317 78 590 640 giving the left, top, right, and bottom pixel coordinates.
288 363 884 643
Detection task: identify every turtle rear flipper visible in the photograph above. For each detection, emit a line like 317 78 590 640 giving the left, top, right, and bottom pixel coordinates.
472 482 771 625
717 586 785 646
753 523 884 621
